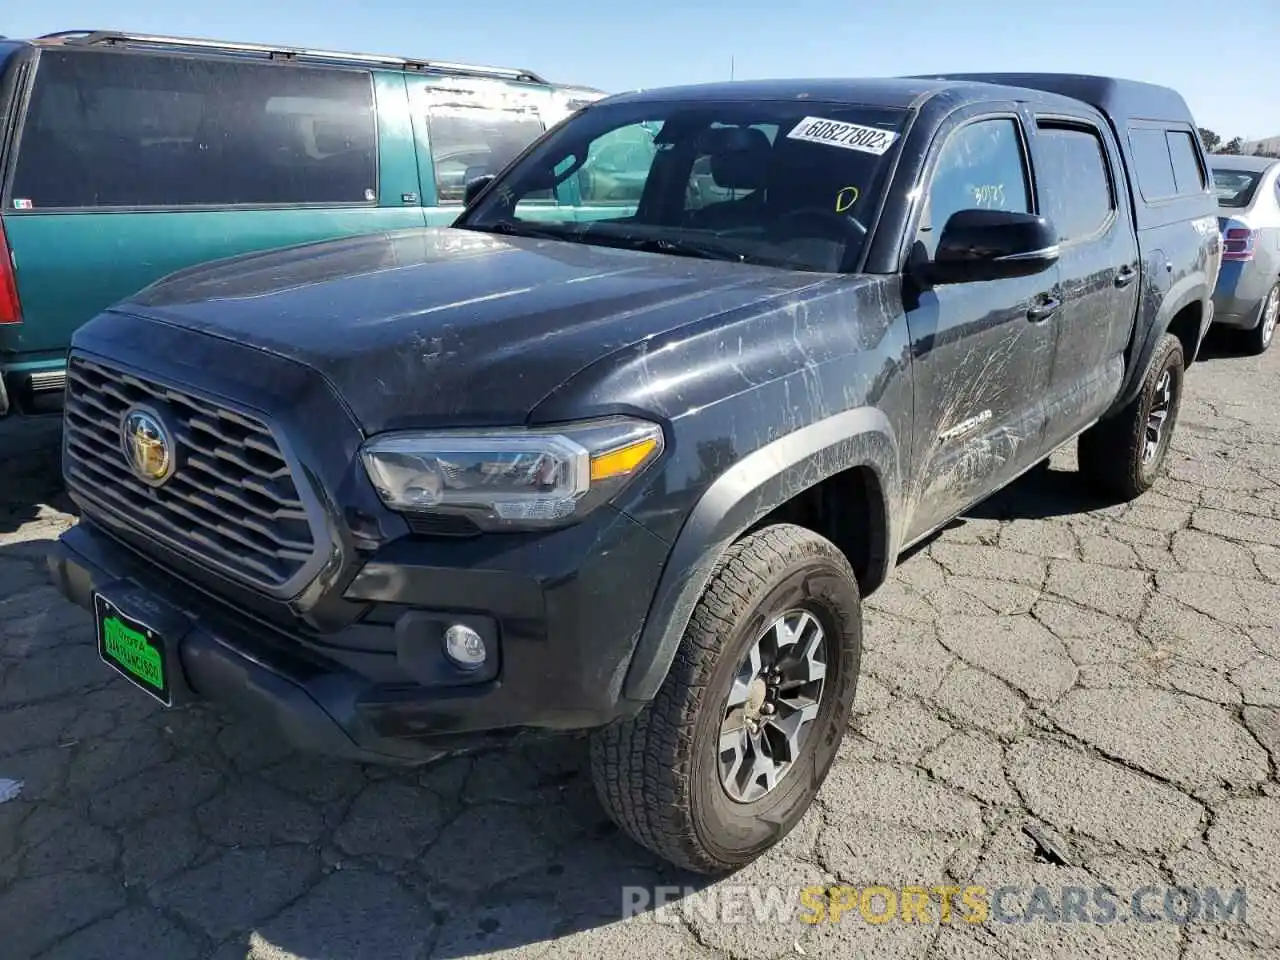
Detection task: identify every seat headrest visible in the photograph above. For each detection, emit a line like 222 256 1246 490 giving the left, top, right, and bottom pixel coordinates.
704 126 773 192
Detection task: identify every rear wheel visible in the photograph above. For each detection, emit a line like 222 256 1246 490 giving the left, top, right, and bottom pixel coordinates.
1077 332 1184 501
589 523 862 874
1246 282 1279 355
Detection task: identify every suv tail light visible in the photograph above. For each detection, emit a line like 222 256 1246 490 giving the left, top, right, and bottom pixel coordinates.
1222 226 1255 262
0 218 20 325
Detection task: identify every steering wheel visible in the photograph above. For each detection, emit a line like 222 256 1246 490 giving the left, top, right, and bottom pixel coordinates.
769 206 867 243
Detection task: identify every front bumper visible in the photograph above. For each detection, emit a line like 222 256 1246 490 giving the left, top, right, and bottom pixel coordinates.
49 509 671 764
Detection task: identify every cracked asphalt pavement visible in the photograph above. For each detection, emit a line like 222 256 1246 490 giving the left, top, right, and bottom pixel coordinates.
2 335 1279 960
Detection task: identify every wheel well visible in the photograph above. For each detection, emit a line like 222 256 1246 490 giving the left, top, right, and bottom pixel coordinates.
747 465 888 595
1166 302 1202 367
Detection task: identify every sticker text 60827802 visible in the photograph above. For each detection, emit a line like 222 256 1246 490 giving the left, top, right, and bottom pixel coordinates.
786 117 900 156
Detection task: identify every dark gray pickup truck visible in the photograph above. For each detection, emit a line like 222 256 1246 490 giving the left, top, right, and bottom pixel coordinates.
48 72 1220 874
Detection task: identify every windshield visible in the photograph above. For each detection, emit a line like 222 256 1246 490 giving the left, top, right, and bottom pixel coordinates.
456 99 907 273
1212 167 1263 208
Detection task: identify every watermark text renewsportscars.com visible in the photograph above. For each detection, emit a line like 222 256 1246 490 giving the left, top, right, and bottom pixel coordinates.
621 884 1248 927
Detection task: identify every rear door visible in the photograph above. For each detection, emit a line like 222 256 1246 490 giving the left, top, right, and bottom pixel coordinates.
1029 113 1140 450
1 47 426 366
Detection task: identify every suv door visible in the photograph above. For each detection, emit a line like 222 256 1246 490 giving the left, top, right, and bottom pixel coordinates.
1029 115 1141 450
902 110 1061 542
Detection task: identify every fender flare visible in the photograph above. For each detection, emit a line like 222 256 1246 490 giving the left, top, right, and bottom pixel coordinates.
1113 277 1209 413
620 406 901 703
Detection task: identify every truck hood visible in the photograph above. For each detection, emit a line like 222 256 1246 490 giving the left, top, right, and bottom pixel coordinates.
117 227 825 433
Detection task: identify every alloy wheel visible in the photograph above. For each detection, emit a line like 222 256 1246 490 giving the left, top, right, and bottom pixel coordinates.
1143 368 1174 465
1261 286 1279 348
718 609 828 804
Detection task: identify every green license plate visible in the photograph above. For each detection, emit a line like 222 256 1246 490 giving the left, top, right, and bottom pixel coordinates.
95 593 172 706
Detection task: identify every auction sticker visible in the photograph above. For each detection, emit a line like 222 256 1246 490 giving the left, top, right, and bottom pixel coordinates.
786 117 899 155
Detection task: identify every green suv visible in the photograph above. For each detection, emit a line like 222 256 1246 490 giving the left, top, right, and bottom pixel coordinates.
0 29 603 416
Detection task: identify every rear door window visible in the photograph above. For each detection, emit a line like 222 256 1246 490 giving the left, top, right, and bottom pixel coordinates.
424 106 545 204
9 50 378 209
1034 123 1115 242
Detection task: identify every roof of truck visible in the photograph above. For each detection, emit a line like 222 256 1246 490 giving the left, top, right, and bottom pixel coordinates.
597 76 1095 113
911 72 1196 125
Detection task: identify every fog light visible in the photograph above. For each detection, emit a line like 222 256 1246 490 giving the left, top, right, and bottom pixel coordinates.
443 624 487 670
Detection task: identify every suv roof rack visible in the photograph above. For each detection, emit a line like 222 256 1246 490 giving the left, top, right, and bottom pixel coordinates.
33 29 551 85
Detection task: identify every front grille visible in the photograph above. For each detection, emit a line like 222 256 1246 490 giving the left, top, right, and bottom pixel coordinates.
64 355 318 591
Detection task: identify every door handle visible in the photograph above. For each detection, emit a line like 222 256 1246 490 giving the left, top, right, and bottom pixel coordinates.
1027 297 1061 323
1115 266 1137 288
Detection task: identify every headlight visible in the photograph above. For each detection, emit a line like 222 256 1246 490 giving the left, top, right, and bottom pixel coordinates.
359 416 665 530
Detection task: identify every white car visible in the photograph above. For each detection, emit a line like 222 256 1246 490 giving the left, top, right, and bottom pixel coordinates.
1210 154 1280 353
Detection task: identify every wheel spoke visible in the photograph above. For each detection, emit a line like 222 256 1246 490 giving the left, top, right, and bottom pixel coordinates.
726 639 763 708
767 698 821 763
772 612 807 652
726 674 753 709
793 622 827 683
746 732 780 796
718 726 750 792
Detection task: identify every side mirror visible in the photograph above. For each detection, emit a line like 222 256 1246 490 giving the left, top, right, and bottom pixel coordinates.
928 209 1059 284
463 174 495 207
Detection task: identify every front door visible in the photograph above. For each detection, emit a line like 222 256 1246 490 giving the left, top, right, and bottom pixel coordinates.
902 111 1061 542
1029 115 1141 450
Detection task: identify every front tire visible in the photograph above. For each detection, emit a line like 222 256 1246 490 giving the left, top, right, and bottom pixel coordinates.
1077 332 1184 501
590 523 862 874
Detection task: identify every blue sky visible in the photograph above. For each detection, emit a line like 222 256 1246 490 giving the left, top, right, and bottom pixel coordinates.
4 0 1276 141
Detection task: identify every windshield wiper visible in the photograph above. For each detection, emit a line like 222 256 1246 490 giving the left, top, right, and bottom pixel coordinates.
465 220 578 242
611 235 746 263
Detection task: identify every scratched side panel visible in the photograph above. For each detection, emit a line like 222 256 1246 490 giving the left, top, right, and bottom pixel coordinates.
898 266 1058 543
533 275 915 548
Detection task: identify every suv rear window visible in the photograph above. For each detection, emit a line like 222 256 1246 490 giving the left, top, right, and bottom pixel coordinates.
10 50 377 209
1212 168 1263 208
458 100 906 273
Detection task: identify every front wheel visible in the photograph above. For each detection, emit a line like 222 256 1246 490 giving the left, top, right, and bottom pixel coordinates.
1077 332 1185 501
590 523 862 874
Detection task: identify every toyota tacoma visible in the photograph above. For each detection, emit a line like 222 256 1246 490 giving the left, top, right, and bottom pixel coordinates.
48 73 1220 874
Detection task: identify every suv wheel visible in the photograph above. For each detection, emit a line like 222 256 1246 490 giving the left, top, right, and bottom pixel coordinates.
1247 282 1279 355
1077 332 1185 501
590 523 862 874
